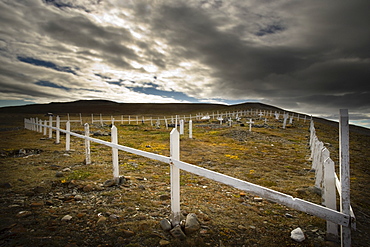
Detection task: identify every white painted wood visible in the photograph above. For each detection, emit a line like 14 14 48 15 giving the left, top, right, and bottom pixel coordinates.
39 119 43 133
48 115 53 138
43 120 47 135
247 119 254 132
189 120 193 139
164 117 168 130
84 123 91 165
180 119 184 135
56 116 60 144
170 128 181 226
66 121 70 151
111 125 119 181
283 113 289 129
35 118 39 132
339 109 351 247
171 159 349 226
324 157 338 239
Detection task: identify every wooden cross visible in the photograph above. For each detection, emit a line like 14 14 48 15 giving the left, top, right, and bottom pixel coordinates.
247 119 254 132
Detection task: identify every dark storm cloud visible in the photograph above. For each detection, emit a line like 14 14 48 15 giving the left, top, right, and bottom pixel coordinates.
0 0 369 126
39 15 136 68
147 1 370 114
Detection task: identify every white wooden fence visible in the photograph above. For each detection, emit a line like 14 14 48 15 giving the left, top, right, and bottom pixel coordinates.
24 109 353 246
309 109 355 246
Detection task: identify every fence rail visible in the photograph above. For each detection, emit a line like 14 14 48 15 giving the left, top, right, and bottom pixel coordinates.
24 109 353 246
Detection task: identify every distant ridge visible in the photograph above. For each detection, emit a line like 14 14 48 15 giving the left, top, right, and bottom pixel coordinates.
0 100 283 115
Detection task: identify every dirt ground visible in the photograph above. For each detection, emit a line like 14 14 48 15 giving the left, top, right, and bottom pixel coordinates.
1 113 369 246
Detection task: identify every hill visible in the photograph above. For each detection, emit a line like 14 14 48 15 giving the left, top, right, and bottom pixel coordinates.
0 100 284 115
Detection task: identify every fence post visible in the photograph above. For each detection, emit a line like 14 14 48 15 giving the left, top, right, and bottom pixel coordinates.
43 120 47 135
339 109 351 246
111 125 119 182
56 116 60 144
324 157 338 240
189 120 193 139
84 123 91 165
39 119 43 133
180 119 184 135
66 121 70 151
49 115 53 139
170 128 181 226
165 117 168 130
35 117 39 132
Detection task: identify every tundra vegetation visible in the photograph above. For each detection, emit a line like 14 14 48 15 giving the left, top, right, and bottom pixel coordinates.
0 109 369 247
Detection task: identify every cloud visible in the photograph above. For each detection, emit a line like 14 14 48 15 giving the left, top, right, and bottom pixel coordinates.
0 0 369 127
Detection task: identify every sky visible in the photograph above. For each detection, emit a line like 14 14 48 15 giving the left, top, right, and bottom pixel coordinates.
0 0 369 128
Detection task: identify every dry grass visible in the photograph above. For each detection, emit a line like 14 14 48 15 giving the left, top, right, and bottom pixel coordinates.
1 112 369 246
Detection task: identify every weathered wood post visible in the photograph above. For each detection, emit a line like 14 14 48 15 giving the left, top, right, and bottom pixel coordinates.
111 125 119 182
189 120 193 139
35 117 39 132
339 109 351 246
91 114 94 124
164 117 168 130
324 157 338 240
39 119 43 133
43 120 47 135
84 123 91 165
79 113 82 125
100 114 103 126
247 119 254 132
56 116 60 144
66 121 70 151
283 113 289 129
170 128 180 226
180 119 184 135
48 115 53 139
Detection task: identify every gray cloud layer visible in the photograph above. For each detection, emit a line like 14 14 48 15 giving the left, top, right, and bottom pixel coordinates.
0 0 369 125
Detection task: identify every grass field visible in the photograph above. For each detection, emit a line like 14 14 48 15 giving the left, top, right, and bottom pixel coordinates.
1 108 369 246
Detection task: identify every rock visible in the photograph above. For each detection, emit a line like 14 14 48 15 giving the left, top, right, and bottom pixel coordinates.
33 186 46 193
109 214 120 221
119 176 126 184
97 216 107 225
253 197 263 202
159 194 170 201
83 184 94 192
0 182 12 188
184 213 200 235
291 227 305 242
285 213 294 218
170 225 186 240
17 210 32 218
160 219 172 231
103 178 117 187
61 215 72 221
138 184 145 190
121 229 135 238
74 194 83 201
55 171 64 177
307 186 322 195
62 168 71 172
159 239 170 246
30 201 44 207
